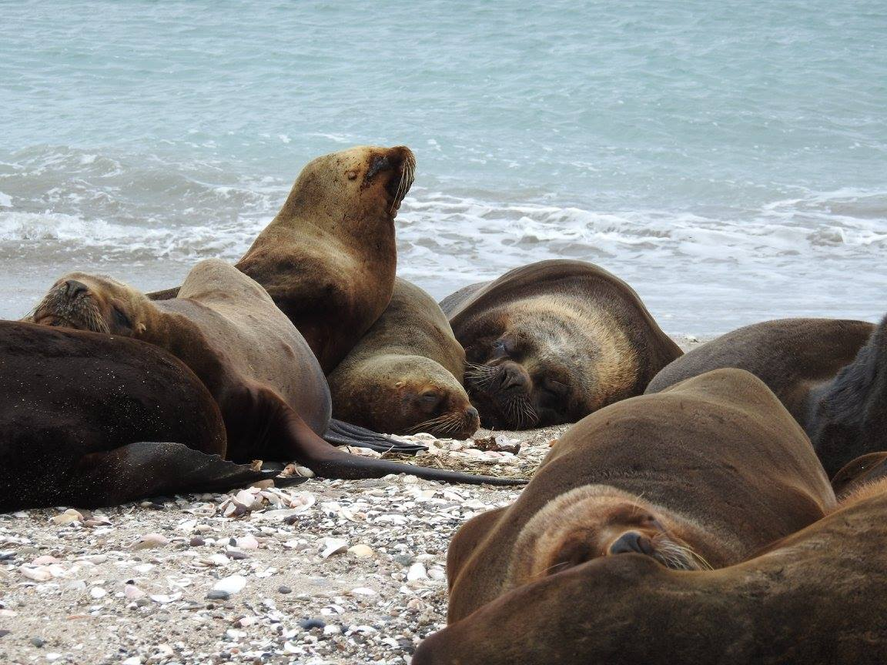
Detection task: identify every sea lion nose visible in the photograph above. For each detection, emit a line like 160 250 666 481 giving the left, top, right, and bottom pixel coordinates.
65 280 88 297
497 363 528 392
609 531 655 556
465 406 480 422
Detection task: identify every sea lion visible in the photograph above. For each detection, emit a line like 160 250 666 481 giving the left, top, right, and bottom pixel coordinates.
31 260 520 486
413 481 887 665
645 317 880 475
445 369 834 623
327 278 479 439
830 452 887 498
440 260 682 430
0 321 302 512
150 145 415 374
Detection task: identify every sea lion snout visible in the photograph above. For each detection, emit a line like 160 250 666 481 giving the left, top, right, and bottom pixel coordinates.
608 531 655 556
493 361 531 393
64 279 89 298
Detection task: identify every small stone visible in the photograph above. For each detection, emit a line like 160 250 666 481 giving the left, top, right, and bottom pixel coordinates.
132 533 169 550
226 550 248 561
189 536 205 547
0 629 10 638
20 566 52 582
278 586 292 595
323 624 341 636
124 584 146 601
205 590 230 601
347 544 375 558
89 587 107 599
299 618 326 630
32 555 58 566
31 636 46 647
236 534 259 550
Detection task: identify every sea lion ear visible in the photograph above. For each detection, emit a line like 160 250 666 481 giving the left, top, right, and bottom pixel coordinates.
137 322 147 334
395 381 404 389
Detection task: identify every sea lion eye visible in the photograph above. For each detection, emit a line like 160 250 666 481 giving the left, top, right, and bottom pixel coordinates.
112 306 132 330
421 391 440 405
346 169 359 180
492 339 512 357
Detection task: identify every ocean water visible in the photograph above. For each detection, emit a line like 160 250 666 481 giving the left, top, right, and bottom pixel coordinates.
1 0 885 334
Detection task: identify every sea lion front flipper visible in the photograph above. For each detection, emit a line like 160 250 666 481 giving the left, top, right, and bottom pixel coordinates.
323 419 428 454
64 442 307 508
146 286 181 301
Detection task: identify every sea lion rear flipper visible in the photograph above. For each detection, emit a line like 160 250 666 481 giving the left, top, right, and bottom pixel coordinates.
147 286 181 301
323 419 427 455
65 442 307 507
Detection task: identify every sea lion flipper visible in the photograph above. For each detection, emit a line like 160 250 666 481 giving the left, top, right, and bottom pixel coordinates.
65 442 305 507
147 286 181 301
323 419 428 454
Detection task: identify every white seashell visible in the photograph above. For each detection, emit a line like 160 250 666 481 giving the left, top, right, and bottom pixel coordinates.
133 564 154 574
122 657 142 665
213 574 247 596
51 509 82 525
225 628 247 639
149 593 181 604
176 519 198 532
351 587 376 596
89 586 107 599
0 608 18 617
124 584 146 600
320 538 348 559
236 535 259 550
295 466 315 477
20 566 52 582
407 563 428 582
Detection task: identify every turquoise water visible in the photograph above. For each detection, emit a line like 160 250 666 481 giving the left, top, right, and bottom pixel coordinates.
2 1 885 332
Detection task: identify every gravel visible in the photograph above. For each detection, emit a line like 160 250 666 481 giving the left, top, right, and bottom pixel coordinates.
0 336 703 664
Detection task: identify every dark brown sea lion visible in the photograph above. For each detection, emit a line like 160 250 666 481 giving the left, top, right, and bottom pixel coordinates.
413 481 887 665
645 317 881 475
327 278 479 439
150 145 415 374
445 369 834 623
31 260 522 486
831 452 887 498
0 321 301 512
440 260 682 429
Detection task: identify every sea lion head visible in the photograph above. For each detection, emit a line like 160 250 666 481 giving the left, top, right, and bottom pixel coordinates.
32 273 150 337
337 355 480 439
277 145 416 227
392 357 480 439
464 300 635 429
508 486 710 588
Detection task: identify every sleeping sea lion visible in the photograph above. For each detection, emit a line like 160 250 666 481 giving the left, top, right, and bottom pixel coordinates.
150 145 415 374
414 480 887 665
0 321 301 512
327 278 479 439
445 369 834 623
645 317 882 475
31 260 521 486
440 260 682 430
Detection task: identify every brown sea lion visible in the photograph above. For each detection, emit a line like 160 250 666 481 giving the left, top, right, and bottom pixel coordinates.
645 317 881 475
831 452 887 498
31 260 522 486
445 369 834 623
413 481 887 665
327 278 479 439
0 321 303 512
150 145 415 374
440 260 682 430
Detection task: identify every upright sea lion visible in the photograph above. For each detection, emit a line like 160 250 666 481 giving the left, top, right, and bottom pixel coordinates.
645 317 881 475
327 278 479 439
414 481 887 665
150 145 415 374
31 260 520 486
440 260 682 429
445 369 834 623
0 322 301 512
